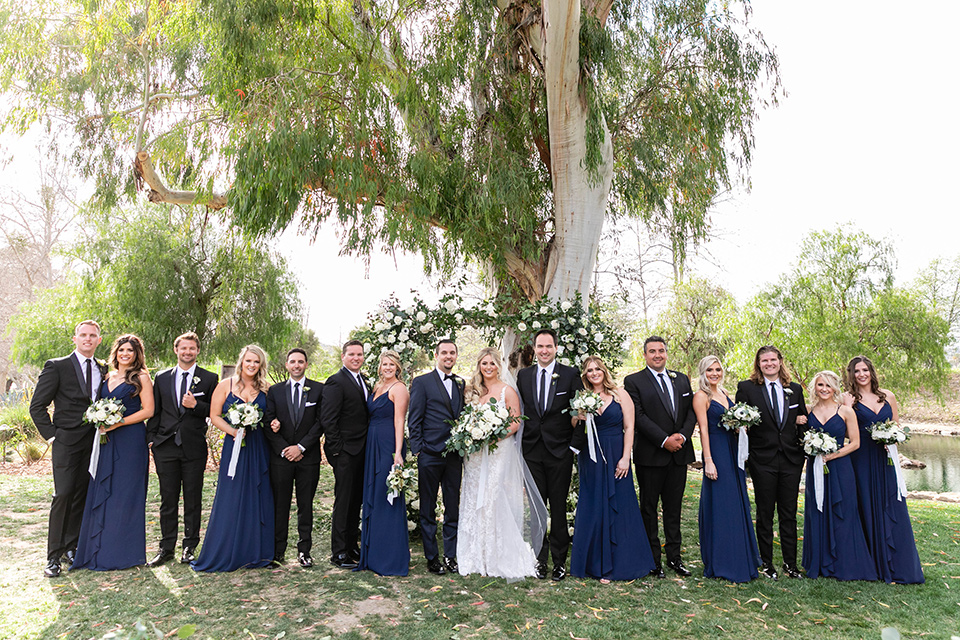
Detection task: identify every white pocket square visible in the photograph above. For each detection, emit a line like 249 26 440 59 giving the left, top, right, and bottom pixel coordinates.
681 392 690 397
192 392 205 397
305 402 317 407
556 391 567 396
788 403 799 409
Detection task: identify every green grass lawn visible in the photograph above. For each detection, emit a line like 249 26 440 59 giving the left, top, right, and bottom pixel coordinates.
0 468 957 639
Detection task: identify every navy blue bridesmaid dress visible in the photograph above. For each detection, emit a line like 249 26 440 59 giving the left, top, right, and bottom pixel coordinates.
570 400 655 580
850 403 924 584
192 391 274 572
698 396 760 582
357 387 410 576
801 411 878 581
73 380 148 570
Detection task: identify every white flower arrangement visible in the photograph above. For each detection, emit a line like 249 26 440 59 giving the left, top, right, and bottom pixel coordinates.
869 419 910 445
802 428 839 458
386 459 417 504
225 401 263 447
566 390 604 416
719 402 762 432
84 397 126 444
445 398 522 457
192 375 201 386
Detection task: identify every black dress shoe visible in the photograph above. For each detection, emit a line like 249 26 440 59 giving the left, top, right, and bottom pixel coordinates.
44 559 61 578
444 557 458 574
298 552 313 568
760 563 779 580
552 564 566 581
535 561 547 579
330 552 358 569
426 557 446 575
180 548 196 564
782 564 804 579
650 565 665 579
666 558 692 577
347 549 361 563
270 555 284 568
147 550 175 567
62 550 76 566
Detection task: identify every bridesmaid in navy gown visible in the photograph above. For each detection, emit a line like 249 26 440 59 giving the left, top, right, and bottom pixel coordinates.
73 334 154 571
357 350 410 576
694 356 759 582
570 356 655 581
843 356 924 584
193 345 274 572
801 371 878 581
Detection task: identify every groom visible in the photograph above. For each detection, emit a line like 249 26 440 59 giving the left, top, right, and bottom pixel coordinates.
517 328 582 581
408 339 464 575
146 331 219 567
30 320 105 577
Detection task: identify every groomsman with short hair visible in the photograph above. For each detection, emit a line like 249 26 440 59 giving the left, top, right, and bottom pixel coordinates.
321 340 370 569
30 320 106 577
264 348 324 568
408 339 464 575
146 332 218 566
623 336 696 578
736 345 807 580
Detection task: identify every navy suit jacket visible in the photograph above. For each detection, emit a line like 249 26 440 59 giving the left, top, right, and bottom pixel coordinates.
408 370 464 456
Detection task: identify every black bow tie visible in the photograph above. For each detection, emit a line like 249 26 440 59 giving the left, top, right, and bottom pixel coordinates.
444 374 454 381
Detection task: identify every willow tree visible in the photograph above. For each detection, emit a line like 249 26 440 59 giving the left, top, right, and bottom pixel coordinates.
0 0 779 303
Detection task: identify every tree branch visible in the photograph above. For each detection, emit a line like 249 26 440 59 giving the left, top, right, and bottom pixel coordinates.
134 151 228 209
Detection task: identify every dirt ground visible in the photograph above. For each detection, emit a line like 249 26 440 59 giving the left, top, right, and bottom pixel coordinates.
899 371 960 424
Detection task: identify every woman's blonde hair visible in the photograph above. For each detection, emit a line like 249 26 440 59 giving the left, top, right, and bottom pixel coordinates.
808 370 842 410
466 347 502 403
697 355 728 400
378 350 403 381
235 344 270 394
580 356 617 396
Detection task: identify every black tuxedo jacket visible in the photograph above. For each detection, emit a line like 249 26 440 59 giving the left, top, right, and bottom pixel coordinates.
146 366 219 460
407 370 465 456
623 367 696 467
517 362 584 458
30 354 107 446
264 378 324 464
320 367 370 457
735 380 807 468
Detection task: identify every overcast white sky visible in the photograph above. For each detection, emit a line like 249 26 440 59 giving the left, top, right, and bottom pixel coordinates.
3 1 959 346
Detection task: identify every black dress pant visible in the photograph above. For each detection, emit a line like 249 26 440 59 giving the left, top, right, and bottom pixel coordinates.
153 444 207 552
270 460 321 557
636 461 687 565
749 452 803 567
329 449 364 557
525 444 574 566
48 437 94 561
417 451 462 561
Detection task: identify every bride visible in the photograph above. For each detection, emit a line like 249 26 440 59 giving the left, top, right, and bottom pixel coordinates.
458 347 547 580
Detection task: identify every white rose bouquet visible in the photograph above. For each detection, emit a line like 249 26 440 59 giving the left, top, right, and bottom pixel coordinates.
84 397 126 445
224 401 263 448
445 398 523 457
803 428 839 512
386 459 417 505
719 402 761 432
869 419 910 500
565 390 604 416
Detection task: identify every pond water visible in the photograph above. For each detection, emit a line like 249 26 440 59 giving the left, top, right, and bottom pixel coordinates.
899 433 960 494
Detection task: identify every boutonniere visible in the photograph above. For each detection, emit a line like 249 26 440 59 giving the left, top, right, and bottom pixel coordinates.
667 370 677 379
192 375 201 386
551 372 560 386
783 388 793 396
304 386 311 393
455 377 465 388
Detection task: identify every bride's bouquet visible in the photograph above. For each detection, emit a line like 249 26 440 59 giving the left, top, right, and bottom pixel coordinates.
84 397 126 444
803 428 839 512
869 419 910 500
224 402 263 447
565 390 604 416
719 402 761 432
385 459 417 505
445 398 523 457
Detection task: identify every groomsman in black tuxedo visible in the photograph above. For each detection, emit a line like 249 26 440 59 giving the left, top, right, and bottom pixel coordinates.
623 336 696 578
321 340 370 569
264 348 323 568
517 328 583 581
735 345 807 580
408 339 464 575
30 320 106 577
146 332 219 566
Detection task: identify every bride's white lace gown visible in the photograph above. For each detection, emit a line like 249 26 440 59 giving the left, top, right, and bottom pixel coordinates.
458 389 538 579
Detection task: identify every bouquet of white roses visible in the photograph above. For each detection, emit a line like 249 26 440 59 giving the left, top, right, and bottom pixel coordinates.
803 428 839 512
719 402 761 432
84 397 126 444
386 459 417 505
869 419 910 446
224 401 263 447
565 390 604 416
445 398 522 457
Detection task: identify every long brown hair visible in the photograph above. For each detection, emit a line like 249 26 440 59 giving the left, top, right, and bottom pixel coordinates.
109 334 147 394
748 345 792 386
844 355 886 405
